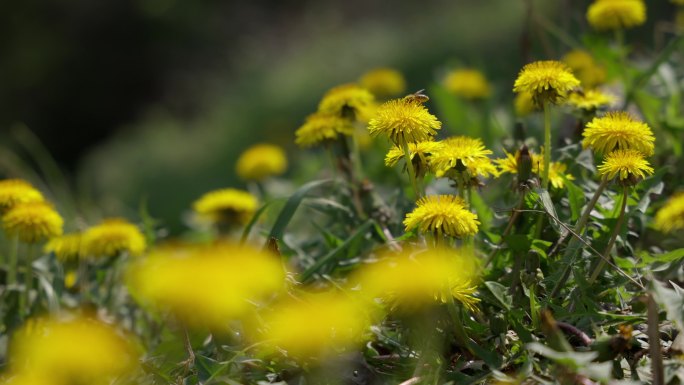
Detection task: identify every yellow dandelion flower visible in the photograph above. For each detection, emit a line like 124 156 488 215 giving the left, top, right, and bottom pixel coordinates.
430 136 494 178
496 149 572 189
514 91 537 116
654 192 684 233
2 202 63 243
45 232 82 261
567 89 615 111
673 0 684 5
8 316 139 385
368 98 442 147
81 218 146 257
0 179 44 212
353 247 480 311
513 61 580 105
236 143 287 181
546 161 574 189
562 50 607 89
359 67 406 98
404 195 479 238
192 188 258 226
582 111 655 156
443 69 492 100
257 291 374 359
587 0 646 31
127 242 285 328
318 83 375 121
385 140 442 177
294 112 356 148
597 149 654 182
494 150 522 175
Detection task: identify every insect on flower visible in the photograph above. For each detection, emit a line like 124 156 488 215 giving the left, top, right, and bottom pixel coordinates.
403 89 430 104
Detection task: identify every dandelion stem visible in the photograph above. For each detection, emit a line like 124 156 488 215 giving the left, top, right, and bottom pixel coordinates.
7 235 19 287
21 244 34 317
588 186 628 284
402 141 421 199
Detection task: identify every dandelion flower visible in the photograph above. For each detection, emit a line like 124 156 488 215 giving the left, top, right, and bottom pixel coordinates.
385 140 442 177
236 143 287 181
45 232 83 261
582 111 655 156
513 61 580 106
192 188 258 226
587 0 646 31
8 315 139 385
597 149 654 182
404 195 479 238
514 91 536 116
443 69 491 100
430 136 495 178
295 112 356 148
359 68 406 98
0 179 44 212
318 83 375 121
82 218 146 257
567 89 615 111
654 192 684 233
562 50 607 88
353 247 480 311
546 161 574 189
368 98 441 148
496 149 572 189
2 202 63 243
257 291 374 359
127 242 285 328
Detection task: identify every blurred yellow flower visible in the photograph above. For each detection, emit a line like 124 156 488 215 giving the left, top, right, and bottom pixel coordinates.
514 91 536 116
597 149 653 182
566 89 615 111
404 195 479 238
513 61 580 105
295 112 355 148
443 69 491 100
7 316 140 385
368 98 442 148
127 242 285 328
430 136 495 178
45 232 82 261
236 143 287 181
2 202 63 243
257 291 374 359
82 218 146 257
385 140 442 177
359 68 406 98
0 179 44 212
353 247 480 311
192 188 258 226
654 192 684 233
495 149 573 189
562 50 607 88
587 0 646 31
546 161 574 189
582 111 655 156
318 83 375 121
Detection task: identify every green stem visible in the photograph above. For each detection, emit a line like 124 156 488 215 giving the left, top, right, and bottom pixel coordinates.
588 186 628 284
7 235 19 287
402 141 421 199
22 244 34 317
542 101 551 191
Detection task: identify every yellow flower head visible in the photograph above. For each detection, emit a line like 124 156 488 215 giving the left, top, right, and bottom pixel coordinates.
318 83 375 121
359 68 406 98
352 247 480 311
82 218 146 258
513 61 580 105
443 69 492 100
385 140 442 177
496 149 572 189
597 149 654 182
0 179 44 212
654 192 684 233
192 188 258 226
562 50 607 88
546 161 574 189
582 111 655 156
236 143 287 181
256 291 374 359
127 242 285 328
587 0 646 31
2 202 63 243
294 112 355 148
368 98 442 147
514 91 537 116
45 232 83 261
404 195 479 238
430 136 495 178
8 316 140 385
567 89 615 111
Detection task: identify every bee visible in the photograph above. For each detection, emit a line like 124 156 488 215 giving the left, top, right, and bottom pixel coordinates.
403 89 429 104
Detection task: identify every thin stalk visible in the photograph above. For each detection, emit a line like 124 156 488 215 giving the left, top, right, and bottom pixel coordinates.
542 101 551 191
588 186 628 284
22 244 34 317
646 294 664 385
402 141 420 199
7 235 19 287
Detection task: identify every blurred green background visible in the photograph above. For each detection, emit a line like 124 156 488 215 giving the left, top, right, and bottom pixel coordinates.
0 0 677 231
